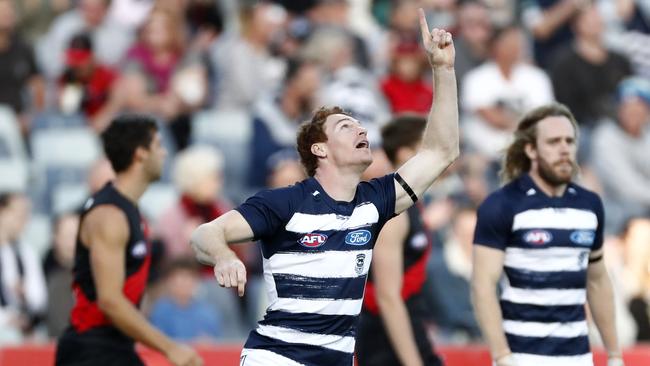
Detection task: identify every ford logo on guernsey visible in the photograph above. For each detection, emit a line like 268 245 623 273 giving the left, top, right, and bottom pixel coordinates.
523 229 553 245
299 233 328 248
345 230 372 246
570 230 595 246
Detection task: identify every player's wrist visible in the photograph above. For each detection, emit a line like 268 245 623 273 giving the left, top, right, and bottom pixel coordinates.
607 355 624 366
494 352 515 366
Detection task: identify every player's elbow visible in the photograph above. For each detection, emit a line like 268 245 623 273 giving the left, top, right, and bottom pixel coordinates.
97 293 122 316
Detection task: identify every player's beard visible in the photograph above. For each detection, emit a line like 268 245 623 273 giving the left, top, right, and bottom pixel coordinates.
537 155 574 187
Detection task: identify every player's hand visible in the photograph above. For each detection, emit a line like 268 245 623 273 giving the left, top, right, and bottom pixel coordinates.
213 250 247 296
495 353 517 366
418 8 455 69
166 343 203 366
608 356 625 366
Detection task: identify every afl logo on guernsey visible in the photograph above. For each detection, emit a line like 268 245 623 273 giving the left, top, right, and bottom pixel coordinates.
345 230 371 246
570 230 595 246
131 241 147 258
299 233 328 248
524 230 553 245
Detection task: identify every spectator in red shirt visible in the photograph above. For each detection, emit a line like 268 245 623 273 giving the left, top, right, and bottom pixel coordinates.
381 40 433 114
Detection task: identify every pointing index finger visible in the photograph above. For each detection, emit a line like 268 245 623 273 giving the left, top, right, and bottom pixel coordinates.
418 8 430 38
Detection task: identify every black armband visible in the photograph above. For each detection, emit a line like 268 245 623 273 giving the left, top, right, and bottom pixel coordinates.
588 254 603 263
395 172 418 203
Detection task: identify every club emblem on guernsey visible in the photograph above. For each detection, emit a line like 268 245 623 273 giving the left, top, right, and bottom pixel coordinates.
345 230 372 246
355 254 366 275
523 229 553 245
298 233 328 248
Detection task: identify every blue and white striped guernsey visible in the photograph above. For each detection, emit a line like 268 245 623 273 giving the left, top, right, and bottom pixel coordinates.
474 174 604 366
235 174 396 366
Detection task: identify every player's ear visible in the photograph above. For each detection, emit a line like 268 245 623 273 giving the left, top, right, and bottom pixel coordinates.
134 145 148 163
311 143 326 158
524 142 536 160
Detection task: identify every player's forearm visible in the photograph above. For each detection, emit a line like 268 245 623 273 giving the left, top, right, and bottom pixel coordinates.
471 278 511 360
190 221 234 266
421 67 459 161
98 295 175 355
587 273 621 356
377 295 423 366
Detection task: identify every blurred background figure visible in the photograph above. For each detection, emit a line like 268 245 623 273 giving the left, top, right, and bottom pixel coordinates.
0 192 47 344
42 212 78 338
149 257 222 342
452 0 493 92
381 39 432 114
0 0 45 136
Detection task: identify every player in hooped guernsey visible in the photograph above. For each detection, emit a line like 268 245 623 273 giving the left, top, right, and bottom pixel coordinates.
191 10 460 366
471 104 624 366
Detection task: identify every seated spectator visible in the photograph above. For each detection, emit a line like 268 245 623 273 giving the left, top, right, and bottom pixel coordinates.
592 77 650 230
149 257 222 341
42 213 79 338
57 33 119 131
461 25 554 161
452 0 493 94
37 0 133 79
0 0 45 136
266 149 307 189
426 206 481 343
156 145 230 260
0 192 47 344
381 40 432 114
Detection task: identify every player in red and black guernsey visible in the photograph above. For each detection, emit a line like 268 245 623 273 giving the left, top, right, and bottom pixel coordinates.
55 115 203 366
357 115 443 366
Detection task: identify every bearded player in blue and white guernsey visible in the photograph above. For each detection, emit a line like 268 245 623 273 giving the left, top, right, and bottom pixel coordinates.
190 9 459 366
471 103 624 366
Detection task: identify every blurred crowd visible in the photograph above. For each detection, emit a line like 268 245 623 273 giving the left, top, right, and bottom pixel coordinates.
0 0 649 350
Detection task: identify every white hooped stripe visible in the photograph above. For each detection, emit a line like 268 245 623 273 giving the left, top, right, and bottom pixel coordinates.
500 286 586 306
503 320 588 338
268 250 372 278
504 247 590 272
512 208 597 231
268 297 364 316
240 348 306 366
285 203 379 233
255 325 355 353
511 352 593 366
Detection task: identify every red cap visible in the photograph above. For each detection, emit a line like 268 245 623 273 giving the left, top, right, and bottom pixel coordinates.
65 49 92 67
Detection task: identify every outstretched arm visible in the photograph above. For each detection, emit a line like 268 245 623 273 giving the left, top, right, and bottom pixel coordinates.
190 210 255 296
394 9 459 214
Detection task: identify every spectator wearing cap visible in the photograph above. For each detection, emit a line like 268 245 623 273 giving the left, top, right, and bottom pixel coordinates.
58 32 119 131
380 40 432 114
592 76 650 230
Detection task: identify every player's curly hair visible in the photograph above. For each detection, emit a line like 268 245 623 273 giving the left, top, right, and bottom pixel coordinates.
296 106 349 177
500 103 578 183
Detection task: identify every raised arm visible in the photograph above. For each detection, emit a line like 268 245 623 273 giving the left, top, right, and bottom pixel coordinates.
190 210 255 296
394 9 459 214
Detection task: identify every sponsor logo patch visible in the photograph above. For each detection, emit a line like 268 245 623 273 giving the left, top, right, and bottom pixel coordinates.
131 241 147 257
345 230 371 246
523 229 553 245
298 233 328 248
355 253 366 275
570 230 595 246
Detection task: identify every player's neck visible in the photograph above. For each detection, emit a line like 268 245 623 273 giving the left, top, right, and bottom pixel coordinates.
314 169 360 202
113 171 150 205
528 170 567 198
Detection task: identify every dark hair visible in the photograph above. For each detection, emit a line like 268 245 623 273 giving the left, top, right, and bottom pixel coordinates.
381 114 426 165
500 103 578 183
296 106 348 176
68 32 93 51
0 192 12 210
101 115 158 173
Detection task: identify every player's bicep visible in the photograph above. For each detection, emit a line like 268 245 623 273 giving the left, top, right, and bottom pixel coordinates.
394 150 451 214
85 207 129 301
472 245 505 285
220 210 255 243
587 248 607 281
373 213 409 297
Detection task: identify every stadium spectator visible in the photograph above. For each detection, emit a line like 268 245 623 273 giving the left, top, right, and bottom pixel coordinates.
381 40 433 114
0 192 47 344
0 0 45 136
461 25 554 162
550 3 632 130
452 0 493 93
149 258 222 341
592 77 650 230
471 104 623 366
37 0 133 78
42 213 79 338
